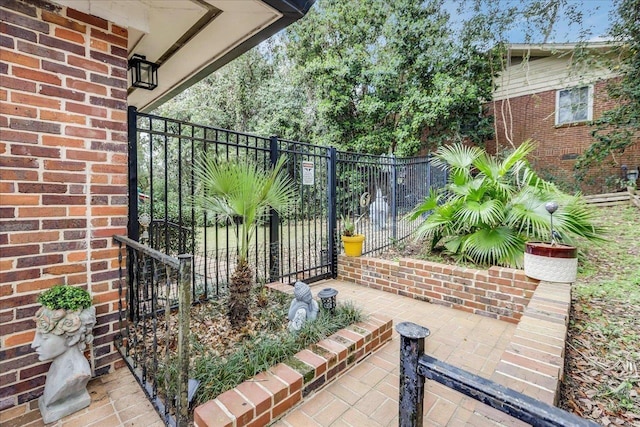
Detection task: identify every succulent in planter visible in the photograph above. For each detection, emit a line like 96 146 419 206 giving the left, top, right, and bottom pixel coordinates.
32 285 96 423
37 285 92 311
340 214 366 256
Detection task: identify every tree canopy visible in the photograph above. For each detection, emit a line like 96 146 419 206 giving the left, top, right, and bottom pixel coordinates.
575 0 640 180
155 0 628 159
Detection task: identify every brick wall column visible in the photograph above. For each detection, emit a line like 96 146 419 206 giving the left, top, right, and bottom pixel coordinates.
0 0 128 412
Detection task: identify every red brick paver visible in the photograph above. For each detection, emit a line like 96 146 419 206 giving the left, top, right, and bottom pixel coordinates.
273 280 519 427
0 368 163 427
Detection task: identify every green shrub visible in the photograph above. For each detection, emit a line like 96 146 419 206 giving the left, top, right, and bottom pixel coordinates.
38 285 92 311
409 141 603 267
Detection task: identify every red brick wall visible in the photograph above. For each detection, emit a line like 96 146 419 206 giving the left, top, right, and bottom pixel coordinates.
486 80 640 194
338 255 539 324
0 0 128 412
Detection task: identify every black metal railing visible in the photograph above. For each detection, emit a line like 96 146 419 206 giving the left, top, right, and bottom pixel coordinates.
114 235 193 427
128 106 446 298
396 322 599 427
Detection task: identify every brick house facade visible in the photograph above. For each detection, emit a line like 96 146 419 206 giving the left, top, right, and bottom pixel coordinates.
1 0 313 419
0 0 128 413
486 44 640 194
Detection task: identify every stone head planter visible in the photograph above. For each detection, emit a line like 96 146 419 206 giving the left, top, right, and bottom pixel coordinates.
32 289 96 424
523 242 578 283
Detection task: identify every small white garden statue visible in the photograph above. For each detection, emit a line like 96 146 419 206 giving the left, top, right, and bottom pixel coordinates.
370 188 389 230
32 286 96 424
287 281 319 332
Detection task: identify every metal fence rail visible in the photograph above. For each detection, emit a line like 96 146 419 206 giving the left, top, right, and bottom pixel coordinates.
396 322 598 427
113 235 192 427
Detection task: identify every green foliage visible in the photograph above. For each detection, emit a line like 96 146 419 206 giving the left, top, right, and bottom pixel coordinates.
575 0 640 179
193 156 296 263
192 302 365 404
409 141 603 267
340 214 365 237
38 285 92 311
193 155 296 327
285 0 495 155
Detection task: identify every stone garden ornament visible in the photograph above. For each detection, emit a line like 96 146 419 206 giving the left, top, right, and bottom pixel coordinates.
287 281 319 332
31 286 96 423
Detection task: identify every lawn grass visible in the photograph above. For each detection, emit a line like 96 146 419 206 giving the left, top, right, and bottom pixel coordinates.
560 204 640 425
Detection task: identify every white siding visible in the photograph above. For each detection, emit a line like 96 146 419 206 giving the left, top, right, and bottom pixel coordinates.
493 55 617 101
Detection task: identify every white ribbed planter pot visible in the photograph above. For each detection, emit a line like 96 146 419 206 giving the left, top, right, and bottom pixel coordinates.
524 242 578 283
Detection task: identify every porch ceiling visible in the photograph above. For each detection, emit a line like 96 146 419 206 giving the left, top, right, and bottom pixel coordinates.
52 0 313 112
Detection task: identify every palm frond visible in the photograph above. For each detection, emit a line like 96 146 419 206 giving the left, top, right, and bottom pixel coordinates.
432 144 482 174
462 227 526 267
455 199 504 227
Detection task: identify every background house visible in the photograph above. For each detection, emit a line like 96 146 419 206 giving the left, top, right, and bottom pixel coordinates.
485 43 640 194
0 0 312 418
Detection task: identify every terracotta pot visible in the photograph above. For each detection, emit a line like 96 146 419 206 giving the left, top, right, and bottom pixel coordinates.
341 234 365 257
524 242 577 283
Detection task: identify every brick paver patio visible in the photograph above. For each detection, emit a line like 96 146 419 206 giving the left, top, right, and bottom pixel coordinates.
274 280 518 426
4 279 519 426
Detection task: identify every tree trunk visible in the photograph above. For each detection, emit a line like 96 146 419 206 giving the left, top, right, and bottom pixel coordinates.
228 258 252 328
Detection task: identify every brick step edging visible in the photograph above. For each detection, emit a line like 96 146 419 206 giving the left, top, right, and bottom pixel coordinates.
478 281 571 424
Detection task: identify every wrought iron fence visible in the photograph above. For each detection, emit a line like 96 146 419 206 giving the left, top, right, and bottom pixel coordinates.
128 106 446 297
396 322 598 427
113 235 193 427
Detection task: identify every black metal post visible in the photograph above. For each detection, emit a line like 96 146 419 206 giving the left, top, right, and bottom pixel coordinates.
396 321 431 427
177 254 192 426
327 147 338 278
390 156 397 241
127 106 139 241
269 136 280 282
127 106 139 323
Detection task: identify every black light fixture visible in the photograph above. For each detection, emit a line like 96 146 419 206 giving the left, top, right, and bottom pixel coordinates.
318 287 338 314
128 54 159 90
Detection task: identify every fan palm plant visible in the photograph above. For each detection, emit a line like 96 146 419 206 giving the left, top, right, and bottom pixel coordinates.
409 141 602 267
193 155 295 328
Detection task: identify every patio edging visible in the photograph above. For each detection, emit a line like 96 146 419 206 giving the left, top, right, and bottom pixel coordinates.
193 283 393 427
338 255 540 323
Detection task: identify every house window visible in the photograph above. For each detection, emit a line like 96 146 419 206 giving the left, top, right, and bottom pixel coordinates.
556 85 592 125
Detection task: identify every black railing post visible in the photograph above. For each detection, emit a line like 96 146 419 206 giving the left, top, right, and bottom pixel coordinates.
269 136 280 282
177 254 192 426
396 321 431 427
390 156 398 241
327 147 338 278
127 106 139 241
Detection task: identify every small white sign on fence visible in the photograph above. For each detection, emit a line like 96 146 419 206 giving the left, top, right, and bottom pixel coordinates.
302 161 314 185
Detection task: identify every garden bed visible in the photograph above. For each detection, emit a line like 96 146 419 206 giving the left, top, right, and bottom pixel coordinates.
193 282 393 426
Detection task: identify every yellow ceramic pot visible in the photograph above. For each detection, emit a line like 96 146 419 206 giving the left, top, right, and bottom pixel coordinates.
341 234 365 257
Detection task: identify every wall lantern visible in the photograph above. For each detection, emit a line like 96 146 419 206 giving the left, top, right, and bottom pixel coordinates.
128 54 159 90
622 165 639 183
318 287 338 314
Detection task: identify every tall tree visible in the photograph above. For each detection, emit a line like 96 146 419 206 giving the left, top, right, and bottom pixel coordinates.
284 0 495 155
575 0 640 180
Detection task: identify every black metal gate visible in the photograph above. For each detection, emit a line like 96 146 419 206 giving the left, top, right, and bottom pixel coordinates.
127 107 444 298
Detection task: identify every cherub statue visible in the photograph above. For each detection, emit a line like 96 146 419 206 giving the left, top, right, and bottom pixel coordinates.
32 305 96 423
287 281 319 332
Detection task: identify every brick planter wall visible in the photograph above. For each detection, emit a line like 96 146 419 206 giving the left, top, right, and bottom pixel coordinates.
0 0 128 413
338 255 540 323
193 283 393 427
